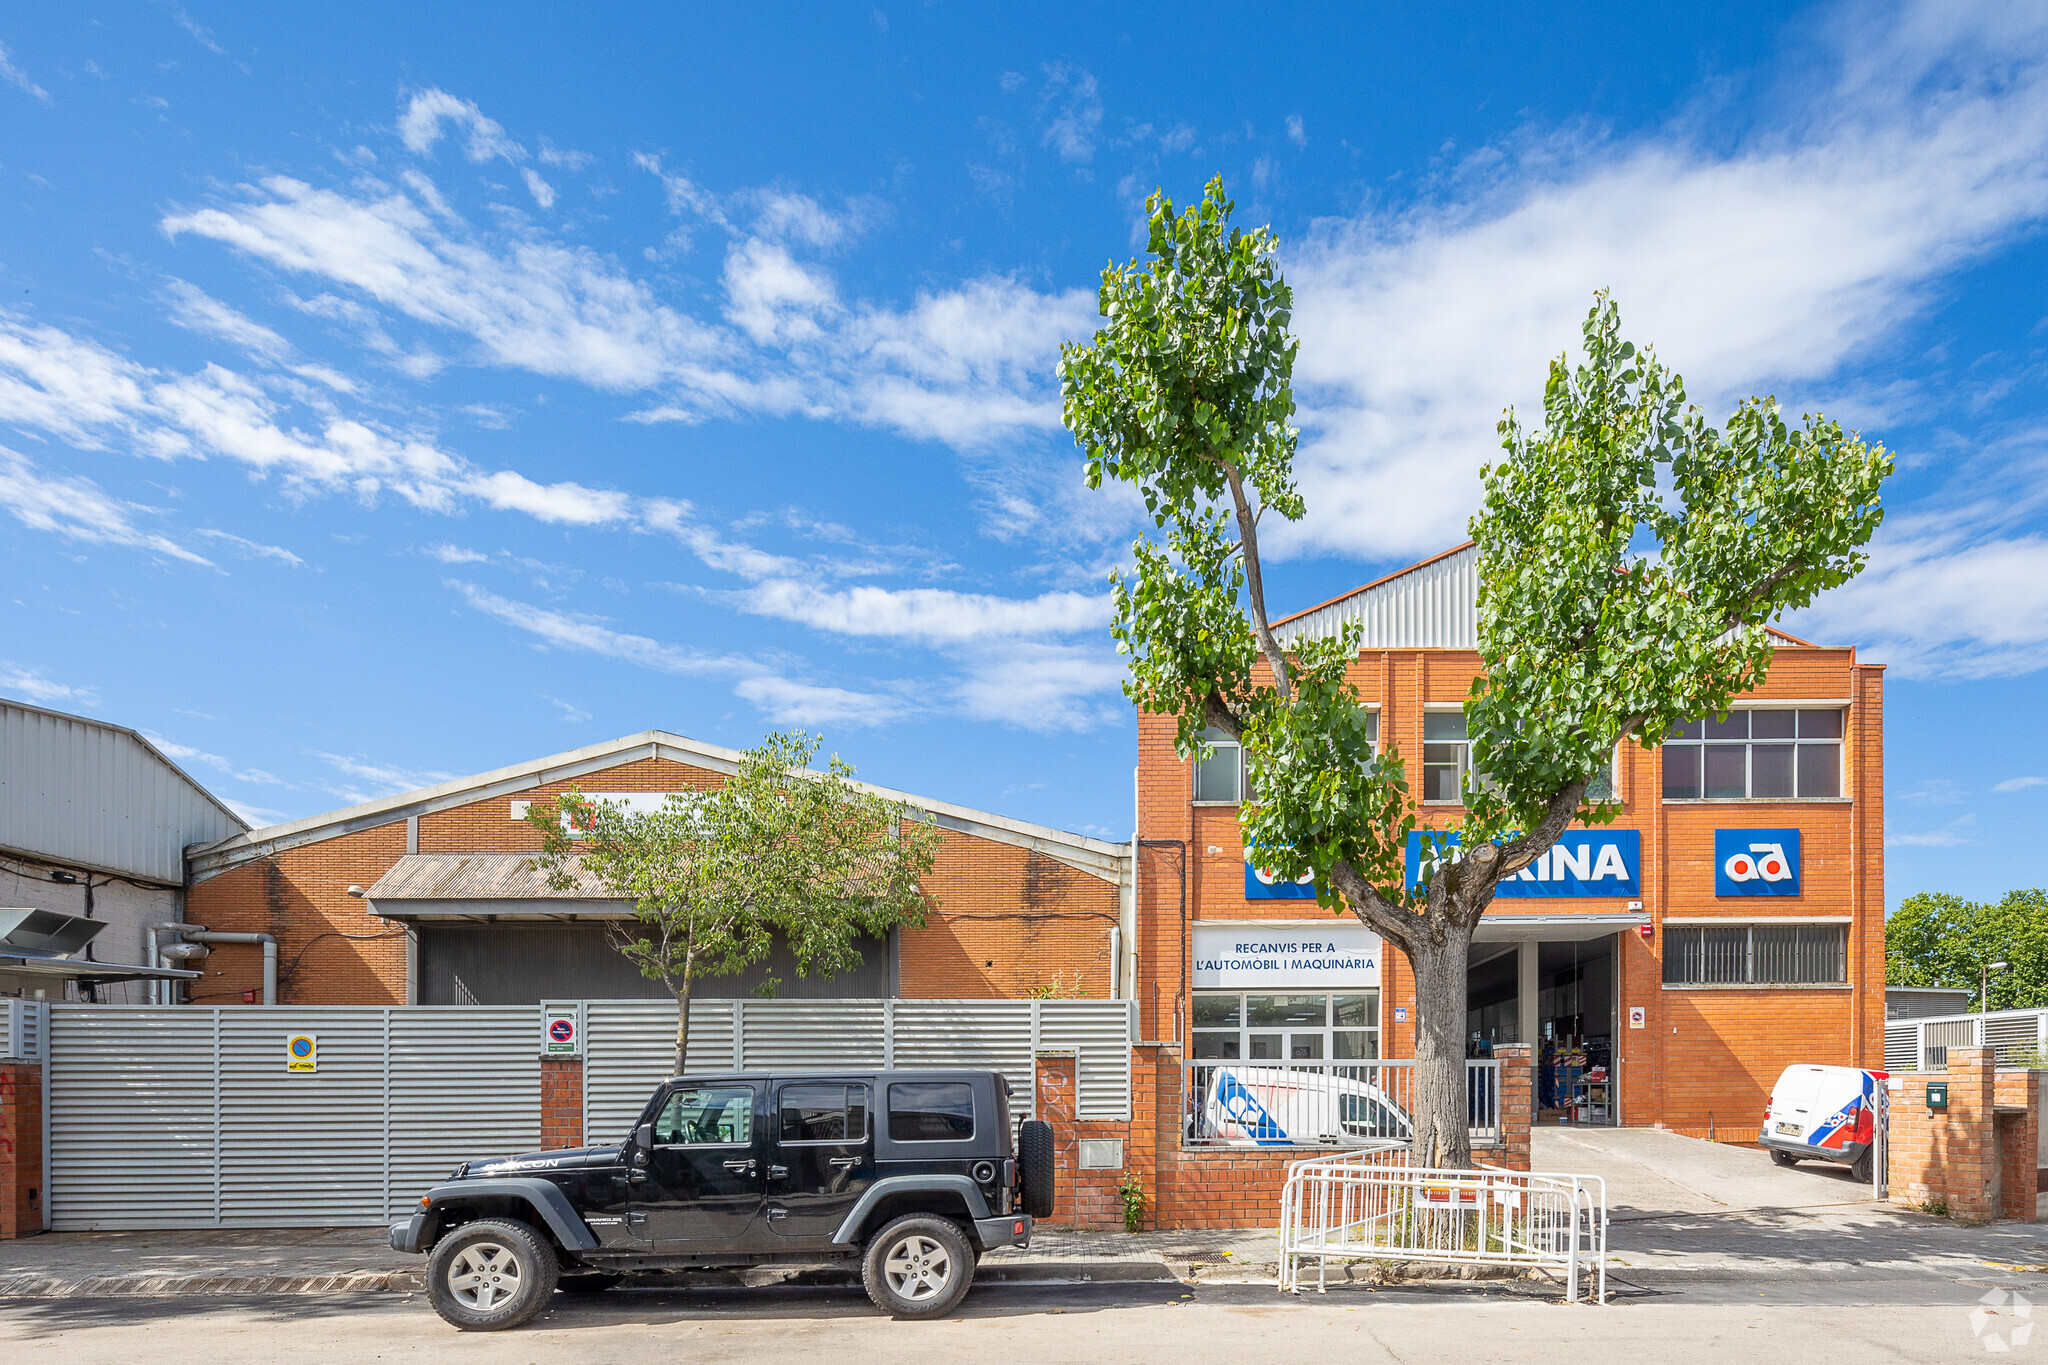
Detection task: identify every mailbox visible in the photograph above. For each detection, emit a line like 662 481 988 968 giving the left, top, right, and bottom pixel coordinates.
1926 1081 1949 1111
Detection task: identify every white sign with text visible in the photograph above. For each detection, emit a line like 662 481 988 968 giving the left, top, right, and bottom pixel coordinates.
1193 924 1381 989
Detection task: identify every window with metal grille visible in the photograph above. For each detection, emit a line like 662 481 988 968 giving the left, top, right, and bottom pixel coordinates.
1661 708 1843 800
1662 924 1847 985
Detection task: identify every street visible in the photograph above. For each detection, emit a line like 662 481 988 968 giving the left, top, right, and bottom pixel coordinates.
3 1278 2029 1363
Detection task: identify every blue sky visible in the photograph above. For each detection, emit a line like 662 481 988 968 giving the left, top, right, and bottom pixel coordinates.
0 3 2044 909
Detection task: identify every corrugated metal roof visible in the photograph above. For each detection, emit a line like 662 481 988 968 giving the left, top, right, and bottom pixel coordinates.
364 853 607 900
1274 543 1479 649
0 699 247 885
192 730 1131 886
1272 543 1821 653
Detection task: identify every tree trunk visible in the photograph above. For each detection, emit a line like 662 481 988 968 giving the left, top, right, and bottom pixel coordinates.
672 980 692 1076
1408 926 1476 1170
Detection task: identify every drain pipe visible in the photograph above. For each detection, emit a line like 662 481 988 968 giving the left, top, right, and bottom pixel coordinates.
148 921 207 1006
183 930 279 1006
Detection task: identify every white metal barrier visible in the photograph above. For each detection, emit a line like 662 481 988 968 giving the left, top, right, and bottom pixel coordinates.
1278 1148 1608 1303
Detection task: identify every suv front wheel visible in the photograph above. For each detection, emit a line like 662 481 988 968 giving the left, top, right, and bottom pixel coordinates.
427 1218 559 1331
861 1214 975 1319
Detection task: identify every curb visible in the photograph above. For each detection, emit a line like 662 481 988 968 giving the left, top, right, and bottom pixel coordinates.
0 1260 1177 1299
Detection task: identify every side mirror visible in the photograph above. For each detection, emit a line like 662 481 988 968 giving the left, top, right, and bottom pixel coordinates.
633 1123 654 1164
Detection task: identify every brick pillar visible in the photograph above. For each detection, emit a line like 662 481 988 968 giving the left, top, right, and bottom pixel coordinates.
1997 1069 2040 1223
1494 1043 1533 1173
0 1063 43 1239
1034 1051 1084 1227
540 1058 584 1149
1946 1048 2000 1221
1127 1045 1160 1231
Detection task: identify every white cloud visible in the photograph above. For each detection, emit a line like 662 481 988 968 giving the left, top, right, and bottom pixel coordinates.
953 641 1127 732
1280 3 2048 563
537 138 593 171
1040 63 1102 163
0 447 211 565
194 528 303 566
722 239 838 344
463 470 633 525
312 749 458 802
0 663 98 708
0 42 50 103
729 579 1108 645
1994 776 2047 793
146 733 284 785
1286 114 1306 149
520 168 556 209
733 674 914 728
398 89 524 163
427 543 489 564
543 694 591 723
162 279 292 361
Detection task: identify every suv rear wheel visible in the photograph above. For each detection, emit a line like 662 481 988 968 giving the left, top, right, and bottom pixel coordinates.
427 1218 559 1331
861 1214 974 1319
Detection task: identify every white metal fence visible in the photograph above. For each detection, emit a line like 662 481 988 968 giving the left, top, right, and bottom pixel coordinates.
1278 1148 1608 1303
580 998 1136 1143
1184 1059 1502 1149
1883 1006 2048 1071
36 998 1137 1231
0 998 47 1061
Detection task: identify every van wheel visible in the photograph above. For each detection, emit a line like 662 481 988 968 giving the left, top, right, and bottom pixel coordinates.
1018 1119 1056 1219
427 1219 558 1330
1849 1149 1874 1184
862 1214 974 1320
1769 1150 1798 1168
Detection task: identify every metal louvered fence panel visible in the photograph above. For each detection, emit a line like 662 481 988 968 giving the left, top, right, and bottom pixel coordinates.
1883 1023 1918 1073
891 1001 1036 1117
386 1008 540 1215
0 999 48 1060
739 1000 888 1070
582 1000 741 1145
217 1009 387 1226
49 1008 220 1229
1040 1001 1137 1120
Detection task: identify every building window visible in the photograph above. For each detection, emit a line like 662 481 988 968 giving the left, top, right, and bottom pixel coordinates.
1661 924 1847 985
1661 709 1842 801
1422 712 1470 803
1193 712 1378 806
1193 727 1242 804
1191 991 1380 1061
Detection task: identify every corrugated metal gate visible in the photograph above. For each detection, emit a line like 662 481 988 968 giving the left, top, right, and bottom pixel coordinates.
580 998 1136 1144
41 998 1135 1231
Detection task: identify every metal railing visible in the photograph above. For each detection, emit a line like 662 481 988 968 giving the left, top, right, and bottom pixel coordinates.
1184 1058 1501 1149
1882 1006 2048 1072
1278 1148 1608 1303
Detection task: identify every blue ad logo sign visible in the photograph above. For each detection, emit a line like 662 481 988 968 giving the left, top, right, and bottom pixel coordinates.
1244 844 1318 899
1714 828 1801 896
1405 830 1641 898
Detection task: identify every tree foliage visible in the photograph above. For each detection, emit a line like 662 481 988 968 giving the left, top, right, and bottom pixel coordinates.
1062 176 1891 1168
1888 890 2048 1011
524 731 939 1072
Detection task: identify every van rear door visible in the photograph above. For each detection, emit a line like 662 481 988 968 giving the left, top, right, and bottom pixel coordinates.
1771 1066 1829 1142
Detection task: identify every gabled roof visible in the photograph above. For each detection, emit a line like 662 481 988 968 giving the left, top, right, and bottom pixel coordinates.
188 730 1129 885
1273 542 1821 651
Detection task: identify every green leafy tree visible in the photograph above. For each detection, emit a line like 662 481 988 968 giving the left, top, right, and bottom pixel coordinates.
525 731 940 1073
1061 177 1891 1167
1888 890 2048 1011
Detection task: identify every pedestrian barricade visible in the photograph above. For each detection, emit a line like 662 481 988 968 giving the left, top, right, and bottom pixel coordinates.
1277 1147 1608 1303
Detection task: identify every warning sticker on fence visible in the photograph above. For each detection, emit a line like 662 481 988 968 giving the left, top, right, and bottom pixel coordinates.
1415 1180 1482 1207
285 1033 318 1073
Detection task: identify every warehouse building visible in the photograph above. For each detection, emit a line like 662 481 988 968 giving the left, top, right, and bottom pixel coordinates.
1131 542 1886 1138
0 699 245 1001
183 731 1129 1006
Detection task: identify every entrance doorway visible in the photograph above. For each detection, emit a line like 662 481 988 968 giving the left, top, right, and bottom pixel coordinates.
1464 930 1621 1127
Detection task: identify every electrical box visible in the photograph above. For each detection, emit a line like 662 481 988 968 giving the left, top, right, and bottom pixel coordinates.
1926 1082 1949 1112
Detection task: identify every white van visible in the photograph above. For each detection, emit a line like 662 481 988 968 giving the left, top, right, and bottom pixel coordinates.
1759 1064 1884 1182
1199 1065 1413 1147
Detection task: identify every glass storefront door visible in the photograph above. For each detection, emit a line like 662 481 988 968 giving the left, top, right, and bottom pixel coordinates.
1192 991 1381 1061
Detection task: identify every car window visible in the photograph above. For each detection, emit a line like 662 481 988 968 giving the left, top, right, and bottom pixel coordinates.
655 1086 754 1146
780 1083 869 1143
887 1082 975 1141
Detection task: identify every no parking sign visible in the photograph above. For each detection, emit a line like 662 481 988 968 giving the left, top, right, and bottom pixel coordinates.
285 1033 318 1073
542 1005 581 1057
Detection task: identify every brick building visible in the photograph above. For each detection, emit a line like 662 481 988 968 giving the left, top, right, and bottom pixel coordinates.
1131 543 1886 1138
183 732 1128 1007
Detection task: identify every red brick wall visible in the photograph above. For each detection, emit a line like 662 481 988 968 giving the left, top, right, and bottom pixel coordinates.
190 754 1120 1005
1133 642 1886 1134
1889 1048 2001 1220
0 1063 40 1239
1995 1069 2040 1222
541 1058 584 1149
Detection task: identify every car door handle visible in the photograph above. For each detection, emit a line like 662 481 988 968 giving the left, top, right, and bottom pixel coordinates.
765 1207 788 1221
767 1165 789 1179
627 1171 648 1184
723 1159 757 1174
828 1156 859 1169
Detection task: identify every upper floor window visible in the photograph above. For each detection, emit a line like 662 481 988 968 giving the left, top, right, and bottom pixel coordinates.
1662 923 1847 986
1661 709 1842 801
1193 712 1378 805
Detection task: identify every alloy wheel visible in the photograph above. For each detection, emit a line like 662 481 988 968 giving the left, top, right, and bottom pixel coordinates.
445 1240 523 1310
882 1233 953 1301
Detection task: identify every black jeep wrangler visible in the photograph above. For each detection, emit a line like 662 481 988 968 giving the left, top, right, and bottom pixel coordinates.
390 1068 1056 1330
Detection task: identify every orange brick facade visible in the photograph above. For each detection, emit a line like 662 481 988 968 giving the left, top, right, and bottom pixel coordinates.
1133 641 1886 1137
185 754 1121 1007
0 1063 40 1240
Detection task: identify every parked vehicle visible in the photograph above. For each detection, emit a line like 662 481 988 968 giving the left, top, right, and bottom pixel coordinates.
388 1069 1055 1331
1758 1063 1884 1182
1198 1064 1413 1146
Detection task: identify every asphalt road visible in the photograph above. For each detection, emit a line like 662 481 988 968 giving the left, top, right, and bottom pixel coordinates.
3 1280 2027 1362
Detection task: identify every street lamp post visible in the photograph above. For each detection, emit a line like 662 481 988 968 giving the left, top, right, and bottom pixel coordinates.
1982 960 2009 1018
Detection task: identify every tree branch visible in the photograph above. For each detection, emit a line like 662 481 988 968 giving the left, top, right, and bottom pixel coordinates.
1223 464 1291 702
1323 857 1417 955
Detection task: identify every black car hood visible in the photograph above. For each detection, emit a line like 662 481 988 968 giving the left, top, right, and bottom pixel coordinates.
463 1143 624 1177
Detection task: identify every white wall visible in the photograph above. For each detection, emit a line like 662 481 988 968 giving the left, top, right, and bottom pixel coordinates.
0 859 179 1001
